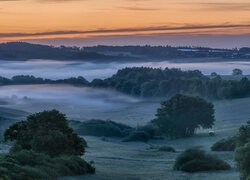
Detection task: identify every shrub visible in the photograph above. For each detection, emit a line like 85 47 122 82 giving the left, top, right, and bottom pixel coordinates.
123 131 150 142
238 121 250 147
211 137 237 151
136 124 156 138
235 142 250 180
70 119 133 137
2 110 94 179
4 110 85 157
0 150 95 179
158 146 176 152
173 148 230 172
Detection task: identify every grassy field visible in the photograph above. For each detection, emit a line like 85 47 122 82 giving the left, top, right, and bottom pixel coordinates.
60 97 250 180
0 96 249 179
0 85 249 179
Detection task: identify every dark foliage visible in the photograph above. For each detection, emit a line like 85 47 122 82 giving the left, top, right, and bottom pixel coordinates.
174 148 230 172
152 94 215 138
69 119 133 137
0 75 89 86
211 137 237 151
232 68 243 76
123 131 150 142
2 42 250 61
234 121 250 179
235 143 250 180
0 42 109 60
158 146 176 152
237 121 250 147
0 67 249 100
135 124 156 138
0 150 95 180
89 67 250 99
4 110 85 157
85 45 249 59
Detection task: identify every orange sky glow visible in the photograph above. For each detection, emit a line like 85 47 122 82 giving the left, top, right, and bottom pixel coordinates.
1 0 250 47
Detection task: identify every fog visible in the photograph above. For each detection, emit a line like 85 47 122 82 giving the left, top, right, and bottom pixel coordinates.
0 59 249 125
0 60 250 81
0 84 158 125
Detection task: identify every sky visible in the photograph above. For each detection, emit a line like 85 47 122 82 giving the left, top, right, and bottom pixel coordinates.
1 0 250 48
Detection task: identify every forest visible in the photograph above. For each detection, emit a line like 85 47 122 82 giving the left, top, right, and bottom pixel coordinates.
2 42 250 61
0 67 249 100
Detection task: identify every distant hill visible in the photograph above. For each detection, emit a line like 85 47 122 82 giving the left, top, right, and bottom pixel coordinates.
0 42 112 60
1 42 250 61
84 45 250 60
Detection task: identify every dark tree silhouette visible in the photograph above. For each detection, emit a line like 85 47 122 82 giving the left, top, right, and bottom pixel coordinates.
232 68 243 76
152 94 215 138
4 109 85 157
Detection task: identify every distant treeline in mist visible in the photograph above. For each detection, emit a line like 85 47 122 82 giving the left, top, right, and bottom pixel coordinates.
91 67 250 99
2 42 250 60
0 42 110 60
1 67 250 99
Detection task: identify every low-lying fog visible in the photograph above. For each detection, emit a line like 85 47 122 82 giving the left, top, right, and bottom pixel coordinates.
0 60 250 80
0 84 158 125
0 59 250 127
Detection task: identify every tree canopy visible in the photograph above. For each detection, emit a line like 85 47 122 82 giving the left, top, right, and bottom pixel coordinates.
232 68 243 76
4 109 85 157
152 94 215 138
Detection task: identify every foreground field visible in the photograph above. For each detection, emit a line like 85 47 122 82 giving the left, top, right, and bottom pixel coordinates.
61 136 238 180
61 97 250 180
1 93 250 179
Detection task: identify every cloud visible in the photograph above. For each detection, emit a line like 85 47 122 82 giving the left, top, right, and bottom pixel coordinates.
1 23 250 39
197 2 250 11
119 6 160 11
23 33 250 49
0 0 83 2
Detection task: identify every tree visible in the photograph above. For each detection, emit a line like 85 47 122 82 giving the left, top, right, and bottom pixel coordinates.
232 68 243 76
237 120 250 147
235 143 250 179
210 72 218 77
152 94 215 138
4 109 85 157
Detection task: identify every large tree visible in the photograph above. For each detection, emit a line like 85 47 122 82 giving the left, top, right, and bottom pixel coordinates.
232 68 243 76
152 94 215 138
4 109 85 157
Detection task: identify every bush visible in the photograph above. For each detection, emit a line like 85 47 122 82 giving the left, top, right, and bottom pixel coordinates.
173 148 230 172
0 150 95 179
2 110 94 179
211 137 237 151
123 131 150 142
4 110 85 157
136 124 156 138
70 119 133 137
158 146 176 152
235 142 250 180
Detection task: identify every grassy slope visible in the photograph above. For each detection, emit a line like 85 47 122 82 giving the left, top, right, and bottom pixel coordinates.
60 97 250 180
0 96 248 179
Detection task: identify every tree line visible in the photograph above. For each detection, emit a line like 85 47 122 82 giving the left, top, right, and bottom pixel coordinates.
91 67 250 99
2 42 250 61
0 67 250 100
